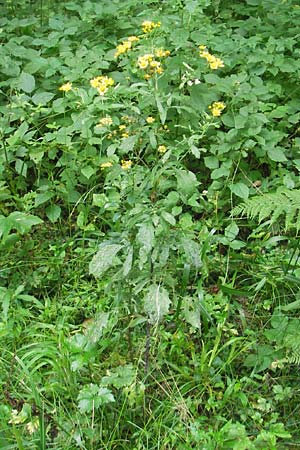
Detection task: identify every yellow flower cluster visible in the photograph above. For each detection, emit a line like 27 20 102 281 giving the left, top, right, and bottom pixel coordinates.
155 48 171 58
137 54 165 78
121 159 132 170
119 124 129 138
199 45 224 70
209 101 226 117
142 20 161 34
100 161 113 169
90 75 114 96
96 116 113 127
158 145 167 154
115 36 139 58
146 116 155 124
59 82 72 92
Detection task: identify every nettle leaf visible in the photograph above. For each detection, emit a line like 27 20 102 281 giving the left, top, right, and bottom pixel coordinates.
144 284 171 324
181 237 202 268
230 182 249 200
183 296 201 330
123 246 133 276
176 169 199 201
19 72 35 93
89 242 123 278
137 223 155 269
77 384 114 413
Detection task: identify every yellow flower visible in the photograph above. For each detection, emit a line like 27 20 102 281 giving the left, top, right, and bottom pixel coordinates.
128 36 139 42
155 49 170 58
97 85 108 96
121 159 132 170
90 77 100 88
146 116 155 124
209 101 226 117
144 74 151 80
100 161 113 169
97 116 113 127
155 65 163 74
121 132 129 138
158 145 167 154
59 82 72 92
142 20 161 34
90 76 114 96
137 54 154 69
199 47 224 70
119 124 126 131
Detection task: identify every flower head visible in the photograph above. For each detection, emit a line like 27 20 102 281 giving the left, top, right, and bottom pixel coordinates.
100 161 113 169
142 20 161 34
97 116 113 127
209 101 226 117
137 54 154 69
199 46 224 70
90 75 114 96
146 116 155 124
114 36 139 58
155 48 171 58
158 145 167 154
59 82 72 92
121 159 132 170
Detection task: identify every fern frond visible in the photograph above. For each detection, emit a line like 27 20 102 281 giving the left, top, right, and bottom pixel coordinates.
232 189 300 231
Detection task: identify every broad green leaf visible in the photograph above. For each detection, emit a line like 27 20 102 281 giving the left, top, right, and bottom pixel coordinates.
230 182 249 200
176 169 199 200
183 296 201 330
35 192 54 207
123 246 133 276
46 205 61 223
161 211 176 226
137 223 155 269
155 96 167 125
85 312 109 344
119 135 138 153
32 92 55 105
144 284 171 324
137 223 154 253
204 156 219 169
190 145 200 158
101 364 135 388
211 166 230 180
181 237 201 268
89 242 123 278
81 165 95 179
6 122 29 146
8 212 42 235
19 72 35 93
267 147 287 162
225 222 239 241
0 287 10 323
93 193 107 208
